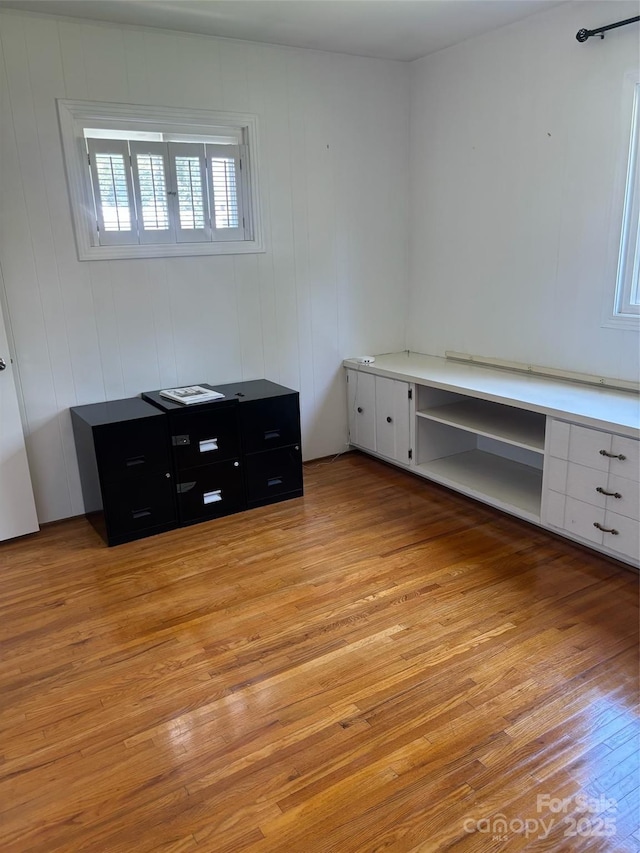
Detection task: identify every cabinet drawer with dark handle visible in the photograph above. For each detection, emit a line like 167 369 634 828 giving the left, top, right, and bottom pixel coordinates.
96 419 171 482
241 395 300 453
245 445 303 506
102 472 176 538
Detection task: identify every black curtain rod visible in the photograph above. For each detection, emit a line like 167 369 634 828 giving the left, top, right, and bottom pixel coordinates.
576 15 640 43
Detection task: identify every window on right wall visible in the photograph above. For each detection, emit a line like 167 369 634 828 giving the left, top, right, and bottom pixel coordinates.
611 80 640 324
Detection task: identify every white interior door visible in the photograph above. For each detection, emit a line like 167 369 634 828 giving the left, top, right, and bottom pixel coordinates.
0 300 39 541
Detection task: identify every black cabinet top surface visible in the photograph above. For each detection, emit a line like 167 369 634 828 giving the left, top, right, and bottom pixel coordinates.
216 379 298 403
142 379 298 413
71 397 167 427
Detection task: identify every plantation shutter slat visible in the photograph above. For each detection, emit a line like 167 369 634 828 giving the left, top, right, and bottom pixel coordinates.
87 139 137 246
168 142 211 243
129 141 174 245
206 144 246 242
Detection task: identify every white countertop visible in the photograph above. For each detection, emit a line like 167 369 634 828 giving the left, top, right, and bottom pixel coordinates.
343 352 640 437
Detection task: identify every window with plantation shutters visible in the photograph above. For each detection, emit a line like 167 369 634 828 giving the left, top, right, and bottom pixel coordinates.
58 100 263 260
88 140 247 247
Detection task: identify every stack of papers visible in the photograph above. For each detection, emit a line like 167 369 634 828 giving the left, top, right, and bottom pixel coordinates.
158 386 225 405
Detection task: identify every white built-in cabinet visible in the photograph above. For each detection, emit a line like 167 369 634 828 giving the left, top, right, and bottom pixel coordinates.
346 370 411 465
344 354 639 569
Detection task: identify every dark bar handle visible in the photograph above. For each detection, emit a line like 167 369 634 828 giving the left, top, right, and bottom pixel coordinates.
125 455 145 467
267 477 283 487
264 429 281 440
131 507 151 519
593 522 619 535
596 487 622 499
599 450 626 460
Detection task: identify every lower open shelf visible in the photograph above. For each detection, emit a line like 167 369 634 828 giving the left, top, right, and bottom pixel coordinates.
415 449 543 521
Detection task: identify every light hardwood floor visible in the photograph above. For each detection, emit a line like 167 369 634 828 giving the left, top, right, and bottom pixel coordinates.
1 451 638 852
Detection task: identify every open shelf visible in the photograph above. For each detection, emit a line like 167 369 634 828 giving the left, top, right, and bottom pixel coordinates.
416 398 545 453
415 450 543 521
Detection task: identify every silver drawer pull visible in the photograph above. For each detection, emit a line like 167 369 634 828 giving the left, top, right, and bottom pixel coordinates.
599 449 626 460
199 438 218 453
203 489 222 505
593 522 619 535
596 487 622 499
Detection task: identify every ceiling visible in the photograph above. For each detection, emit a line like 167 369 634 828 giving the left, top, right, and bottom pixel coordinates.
0 0 567 61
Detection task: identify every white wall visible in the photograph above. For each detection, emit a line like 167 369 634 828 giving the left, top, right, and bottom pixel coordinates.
408 0 640 381
0 11 409 523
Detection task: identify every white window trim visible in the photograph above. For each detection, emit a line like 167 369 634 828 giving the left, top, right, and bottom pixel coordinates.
57 99 265 261
603 73 640 330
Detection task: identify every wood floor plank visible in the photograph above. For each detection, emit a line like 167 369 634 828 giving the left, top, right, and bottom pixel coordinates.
0 452 637 852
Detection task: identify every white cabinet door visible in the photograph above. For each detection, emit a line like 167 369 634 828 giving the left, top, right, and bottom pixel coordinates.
375 376 411 464
0 300 39 541
346 369 376 452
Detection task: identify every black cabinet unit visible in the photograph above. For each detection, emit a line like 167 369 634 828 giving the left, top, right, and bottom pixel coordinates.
140 390 245 525
71 380 303 546
143 378 303 515
224 380 303 508
70 398 177 546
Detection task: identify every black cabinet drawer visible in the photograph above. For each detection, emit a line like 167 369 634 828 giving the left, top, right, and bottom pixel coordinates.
241 395 300 454
245 446 303 506
102 472 176 541
176 459 245 524
170 406 240 471
95 418 171 483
